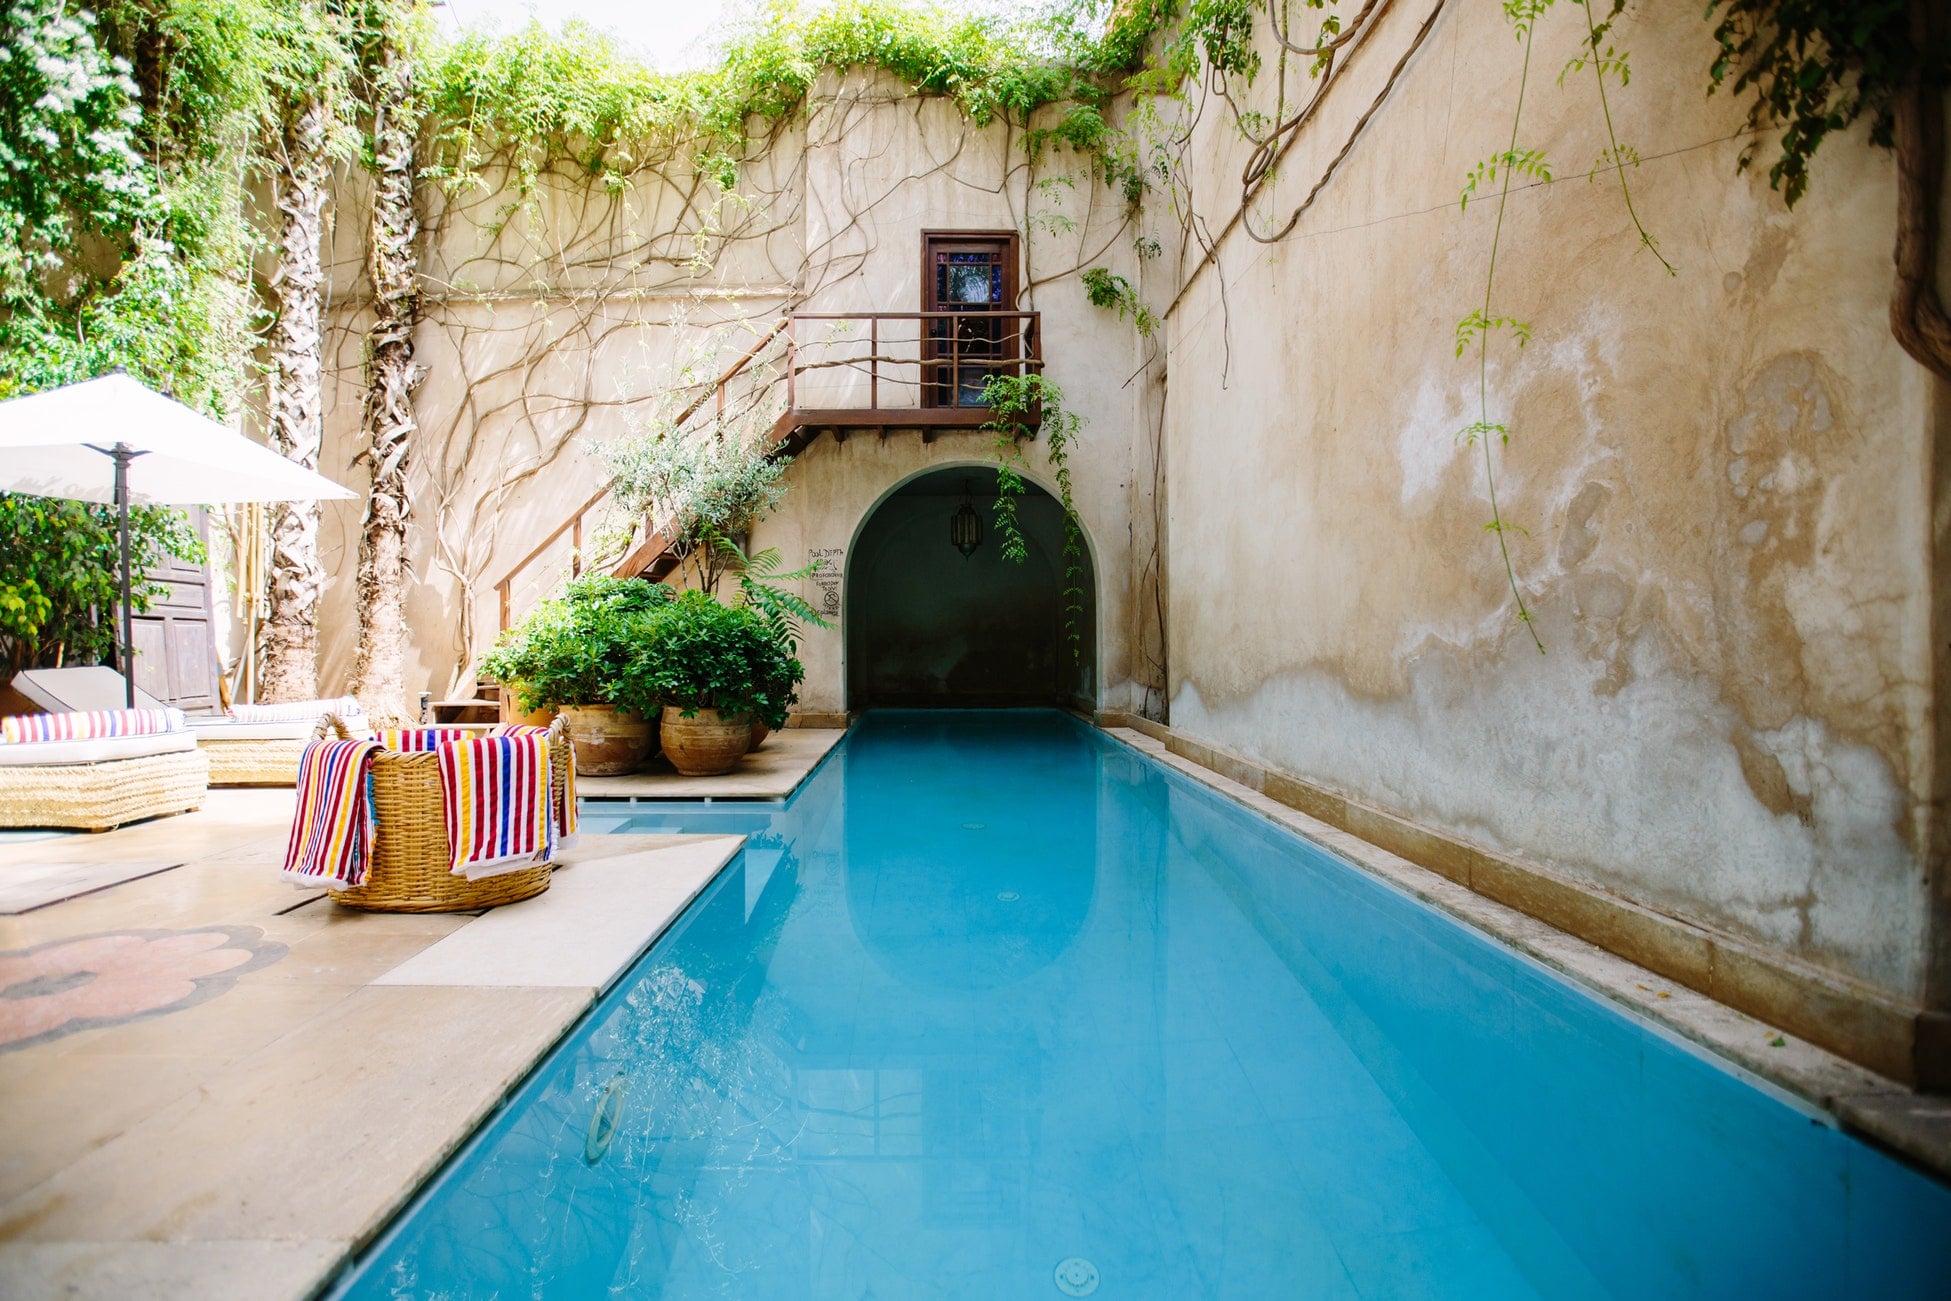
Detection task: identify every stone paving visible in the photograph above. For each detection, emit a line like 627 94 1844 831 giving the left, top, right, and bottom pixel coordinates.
0 788 742 1299
576 725 844 800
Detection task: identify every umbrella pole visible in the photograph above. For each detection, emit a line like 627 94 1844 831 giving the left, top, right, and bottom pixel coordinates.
114 444 136 709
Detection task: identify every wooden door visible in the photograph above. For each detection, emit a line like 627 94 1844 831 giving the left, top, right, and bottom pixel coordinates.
922 231 1019 408
122 508 221 714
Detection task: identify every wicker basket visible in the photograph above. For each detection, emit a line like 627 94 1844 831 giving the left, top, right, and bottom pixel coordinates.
0 746 209 832
316 716 568 913
202 736 306 787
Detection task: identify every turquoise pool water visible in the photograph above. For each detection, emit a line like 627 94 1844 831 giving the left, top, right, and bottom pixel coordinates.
337 711 1951 1298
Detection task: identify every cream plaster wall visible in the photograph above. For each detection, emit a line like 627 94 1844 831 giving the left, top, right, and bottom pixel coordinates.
1156 2 1943 1002
290 7 1945 1011
309 71 1146 713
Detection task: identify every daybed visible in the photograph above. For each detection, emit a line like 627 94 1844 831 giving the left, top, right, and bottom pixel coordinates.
0 708 209 832
191 697 370 786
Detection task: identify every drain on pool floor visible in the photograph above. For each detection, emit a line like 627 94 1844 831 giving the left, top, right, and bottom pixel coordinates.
1054 1257 1099 1296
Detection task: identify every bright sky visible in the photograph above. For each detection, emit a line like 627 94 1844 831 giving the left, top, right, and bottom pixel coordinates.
435 0 738 71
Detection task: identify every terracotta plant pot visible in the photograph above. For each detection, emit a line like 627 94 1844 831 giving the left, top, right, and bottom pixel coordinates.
557 704 653 776
497 681 557 730
661 706 752 777
748 720 769 751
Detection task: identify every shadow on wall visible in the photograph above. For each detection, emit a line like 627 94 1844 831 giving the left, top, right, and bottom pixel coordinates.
846 469 1094 709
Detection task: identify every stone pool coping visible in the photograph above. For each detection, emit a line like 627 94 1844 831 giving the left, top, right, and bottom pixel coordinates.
1101 725 1951 1183
577 726 844 802
0 790 743 1299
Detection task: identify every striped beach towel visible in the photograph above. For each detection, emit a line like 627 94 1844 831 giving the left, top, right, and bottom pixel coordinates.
379 727 470 752
436 732 554 880
280 738 380 889
500 724 578 847
228 696 365 724
0 708 184 744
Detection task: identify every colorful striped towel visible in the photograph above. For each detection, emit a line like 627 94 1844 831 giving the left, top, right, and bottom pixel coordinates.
379 727 471 752
280 738 380 889
0 707 185 744
436 732 554 880
499 724 578 847
228 696 365 724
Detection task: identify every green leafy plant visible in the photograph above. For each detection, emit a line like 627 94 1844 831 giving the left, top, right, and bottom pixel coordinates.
600 419 791 595
625 589 802 728
982 372 1088 664
1081 265 1158 337
711 531 832 649
479 573 673 713
0 492 204 677
1706 0 1946 209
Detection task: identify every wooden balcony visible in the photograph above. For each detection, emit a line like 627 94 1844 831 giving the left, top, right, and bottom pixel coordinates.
491 310 1044 632
777 310 1041 448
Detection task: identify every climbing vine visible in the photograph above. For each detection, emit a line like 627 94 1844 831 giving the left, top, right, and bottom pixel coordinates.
8 0 1937 701
1081 266 1159 335
983 373 1087 664
1706 0 1945 209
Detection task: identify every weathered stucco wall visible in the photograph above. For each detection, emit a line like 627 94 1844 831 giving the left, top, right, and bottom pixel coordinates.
1157 2 1943 1002
284 6 1948 1023
306 69 1144 715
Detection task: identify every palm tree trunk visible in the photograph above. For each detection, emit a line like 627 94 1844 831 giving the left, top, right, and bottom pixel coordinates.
349 15 422 723
258 95 331 702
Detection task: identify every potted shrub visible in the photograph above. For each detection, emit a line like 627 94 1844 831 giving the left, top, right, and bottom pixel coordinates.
625 591 802 777
725 539 829 749
481 575 671 775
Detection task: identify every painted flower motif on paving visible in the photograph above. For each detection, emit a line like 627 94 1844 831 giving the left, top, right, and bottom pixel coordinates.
0 927 285 1052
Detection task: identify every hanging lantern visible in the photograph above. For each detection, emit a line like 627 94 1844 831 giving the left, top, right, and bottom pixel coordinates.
950 481 982 559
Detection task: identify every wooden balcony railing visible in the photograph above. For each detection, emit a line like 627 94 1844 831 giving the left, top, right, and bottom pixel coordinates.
489 318 789 632
783 310 1041 430
489 310 1042 636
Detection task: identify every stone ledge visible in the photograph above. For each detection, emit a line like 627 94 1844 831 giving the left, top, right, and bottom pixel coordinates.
1098 715 1950 1178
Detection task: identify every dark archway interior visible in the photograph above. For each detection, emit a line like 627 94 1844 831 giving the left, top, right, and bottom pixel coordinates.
846 470 1096 709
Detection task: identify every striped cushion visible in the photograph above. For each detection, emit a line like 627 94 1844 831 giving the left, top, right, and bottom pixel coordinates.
228 696 365 724
0 708 186 745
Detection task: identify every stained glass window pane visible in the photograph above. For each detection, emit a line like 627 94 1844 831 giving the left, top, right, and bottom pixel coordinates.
946 263 994 304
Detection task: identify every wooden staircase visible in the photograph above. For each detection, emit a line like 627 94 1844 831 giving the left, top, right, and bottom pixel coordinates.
488 309 1042 637
428 678 501 725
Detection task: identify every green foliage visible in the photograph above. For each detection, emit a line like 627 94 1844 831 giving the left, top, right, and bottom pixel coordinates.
982 372 1088 664
0 492 204 676
600 417 792 593
1081 265 1158 336
1450 0 1673 651
626 589 802 727
1459 147 1553 209
1707 0 1948 209
420 1 1114 200
0 0 371 412
714 533 832 651
479 574 673 712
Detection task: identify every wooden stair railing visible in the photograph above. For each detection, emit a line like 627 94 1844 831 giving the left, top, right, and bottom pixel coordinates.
490 317 791 632
490 309 1043 634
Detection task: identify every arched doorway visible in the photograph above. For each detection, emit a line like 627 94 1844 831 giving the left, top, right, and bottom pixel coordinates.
846 467 1096 708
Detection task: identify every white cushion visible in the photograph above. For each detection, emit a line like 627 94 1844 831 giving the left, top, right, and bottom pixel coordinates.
0 728 198 768
8 666 167 712
189 719 317 741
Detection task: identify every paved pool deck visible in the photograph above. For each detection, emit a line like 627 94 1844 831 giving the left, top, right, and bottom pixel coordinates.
0 789 743 1299
577 726 844 801
4 716 1947 1299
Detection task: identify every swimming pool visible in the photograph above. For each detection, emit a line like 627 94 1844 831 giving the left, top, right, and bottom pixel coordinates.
336 710 1951 1298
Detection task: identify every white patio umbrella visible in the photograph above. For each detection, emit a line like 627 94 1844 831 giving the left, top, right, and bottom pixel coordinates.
0 372 357 706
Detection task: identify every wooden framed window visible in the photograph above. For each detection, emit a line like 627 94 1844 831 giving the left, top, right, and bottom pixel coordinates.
921 231 1021 408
